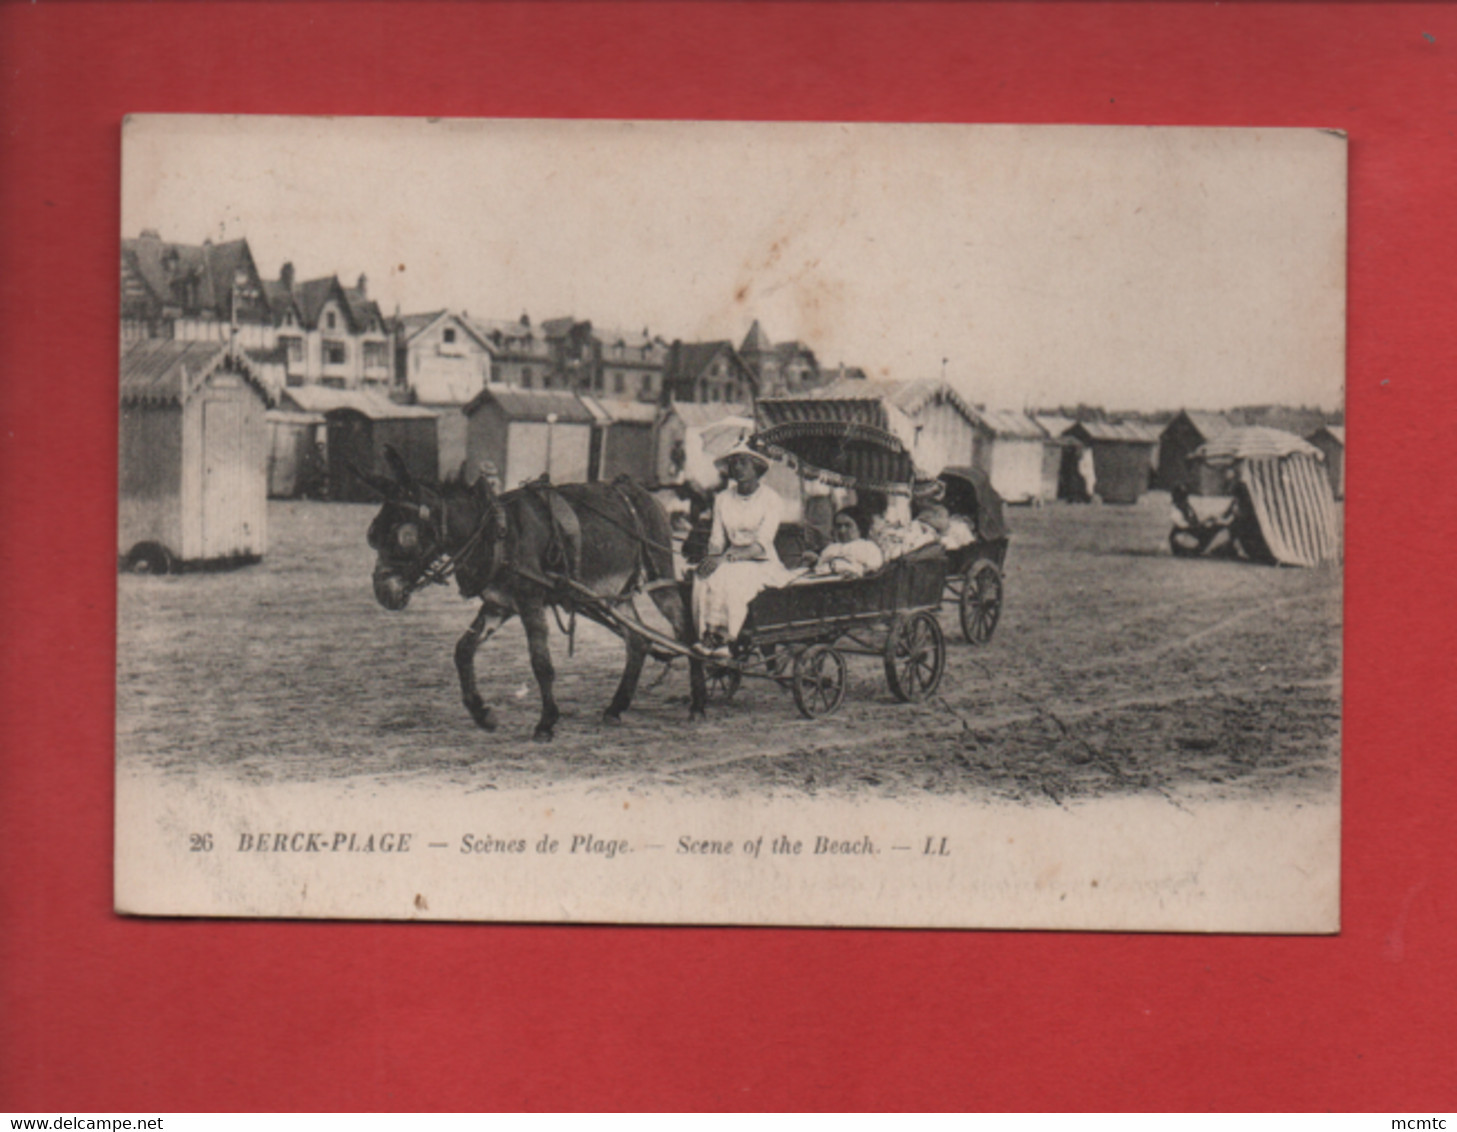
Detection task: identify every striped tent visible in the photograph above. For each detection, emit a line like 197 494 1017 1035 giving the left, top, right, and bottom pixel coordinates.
1193 427 1340 567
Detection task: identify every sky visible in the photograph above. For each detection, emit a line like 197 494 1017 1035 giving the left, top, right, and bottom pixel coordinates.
122 116 1347 413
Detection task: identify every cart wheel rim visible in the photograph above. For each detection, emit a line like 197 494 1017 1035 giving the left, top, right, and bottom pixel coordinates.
792 645 847 718
960 562 1003 644
886 612 945 701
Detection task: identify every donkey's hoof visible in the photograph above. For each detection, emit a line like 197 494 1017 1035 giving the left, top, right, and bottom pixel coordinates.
532 726 555 742
601 710 624 727
466 701 497 732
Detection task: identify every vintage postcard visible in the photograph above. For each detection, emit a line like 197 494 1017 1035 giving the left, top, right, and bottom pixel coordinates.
115 116 1344 929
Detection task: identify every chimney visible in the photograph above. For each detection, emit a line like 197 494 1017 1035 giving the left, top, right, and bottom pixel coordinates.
356 272 367 297
280 262 295 291
139 228 161 241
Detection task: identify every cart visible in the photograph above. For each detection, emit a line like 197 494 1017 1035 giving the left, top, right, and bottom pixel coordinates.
935 466 1010 645
687 420 951 718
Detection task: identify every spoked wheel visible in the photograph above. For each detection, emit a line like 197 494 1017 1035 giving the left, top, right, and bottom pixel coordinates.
959 560 1004 645
883 611 947 702
791 644 848 719
705 663 742 701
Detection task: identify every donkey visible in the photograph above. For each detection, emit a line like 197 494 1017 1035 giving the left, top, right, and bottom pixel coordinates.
362 449 706 740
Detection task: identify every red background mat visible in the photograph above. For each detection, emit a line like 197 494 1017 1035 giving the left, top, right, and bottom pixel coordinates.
2 1 1454 1112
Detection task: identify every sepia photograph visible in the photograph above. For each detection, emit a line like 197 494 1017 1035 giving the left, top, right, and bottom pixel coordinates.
114 116 1344 929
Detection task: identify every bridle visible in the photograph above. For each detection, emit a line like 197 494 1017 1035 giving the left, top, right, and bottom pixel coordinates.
373 484 509 600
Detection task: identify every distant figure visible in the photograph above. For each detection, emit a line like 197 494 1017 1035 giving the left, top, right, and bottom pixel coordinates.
1170 481 1274 564
1169 484 1222 557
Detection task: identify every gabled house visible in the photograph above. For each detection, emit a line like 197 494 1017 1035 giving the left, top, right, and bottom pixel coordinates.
393 310 498 479
739 320 821 396
468 314 556 390
284 272 393 390
589 324 670 402
120 231 272 350
394 310 495 405
663 341 758 406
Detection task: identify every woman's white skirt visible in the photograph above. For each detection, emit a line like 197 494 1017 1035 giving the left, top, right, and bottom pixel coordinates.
693 559 789 640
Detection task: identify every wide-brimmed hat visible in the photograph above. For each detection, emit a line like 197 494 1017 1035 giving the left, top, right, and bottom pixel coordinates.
714 439 771 474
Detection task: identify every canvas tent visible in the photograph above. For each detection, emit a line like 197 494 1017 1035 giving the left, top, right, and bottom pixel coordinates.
1193 427 1340 567
1307 425 1345 500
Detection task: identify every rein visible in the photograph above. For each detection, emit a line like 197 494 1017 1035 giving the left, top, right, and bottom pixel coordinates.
398 486 505 598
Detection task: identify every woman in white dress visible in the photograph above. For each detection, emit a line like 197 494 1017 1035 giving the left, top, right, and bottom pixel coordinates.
692 441 790 652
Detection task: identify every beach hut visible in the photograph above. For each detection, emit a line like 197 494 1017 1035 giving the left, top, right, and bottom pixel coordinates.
653 400 754 487
265 408 326 498
119 340 272 572
281 386 439 502
463 387 597 487
1063 420 1160 504
1157 410 1236 494
1192 427 1340 567
969 409 1053 504
1307 425 1345 500
417 402 470 482
583 397 659 483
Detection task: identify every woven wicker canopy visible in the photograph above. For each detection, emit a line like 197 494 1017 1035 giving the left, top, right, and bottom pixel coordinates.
751 420 917 491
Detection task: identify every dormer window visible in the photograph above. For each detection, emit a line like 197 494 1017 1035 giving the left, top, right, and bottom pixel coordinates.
443 327 456 344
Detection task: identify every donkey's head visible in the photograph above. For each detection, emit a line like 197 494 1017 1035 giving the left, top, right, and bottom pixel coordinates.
360 447 445 611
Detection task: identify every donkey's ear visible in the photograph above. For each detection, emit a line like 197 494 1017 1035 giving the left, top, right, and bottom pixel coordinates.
383 446 414 490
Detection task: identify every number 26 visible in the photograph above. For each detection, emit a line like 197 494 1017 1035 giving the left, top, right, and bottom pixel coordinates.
190 833 213 852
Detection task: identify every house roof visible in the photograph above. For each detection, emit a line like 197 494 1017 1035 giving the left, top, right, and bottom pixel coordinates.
120 340 272 407
282 386 437 421
464 387 598 423
1309 424 1345 447
583 397 659 424
265 408 327 426
1177 409 1237 439
593 324 659 348
466 316 553 358
973 408 1048 440
293 277 343 330
396 310 446 337
1032 414 1078 438
807 377 979 425
1069 420 1162 444
120 235 267 323
665 400 754 428
396 310 493 351
1193 426 1322 464
741 320 773 354
261 279 300 321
